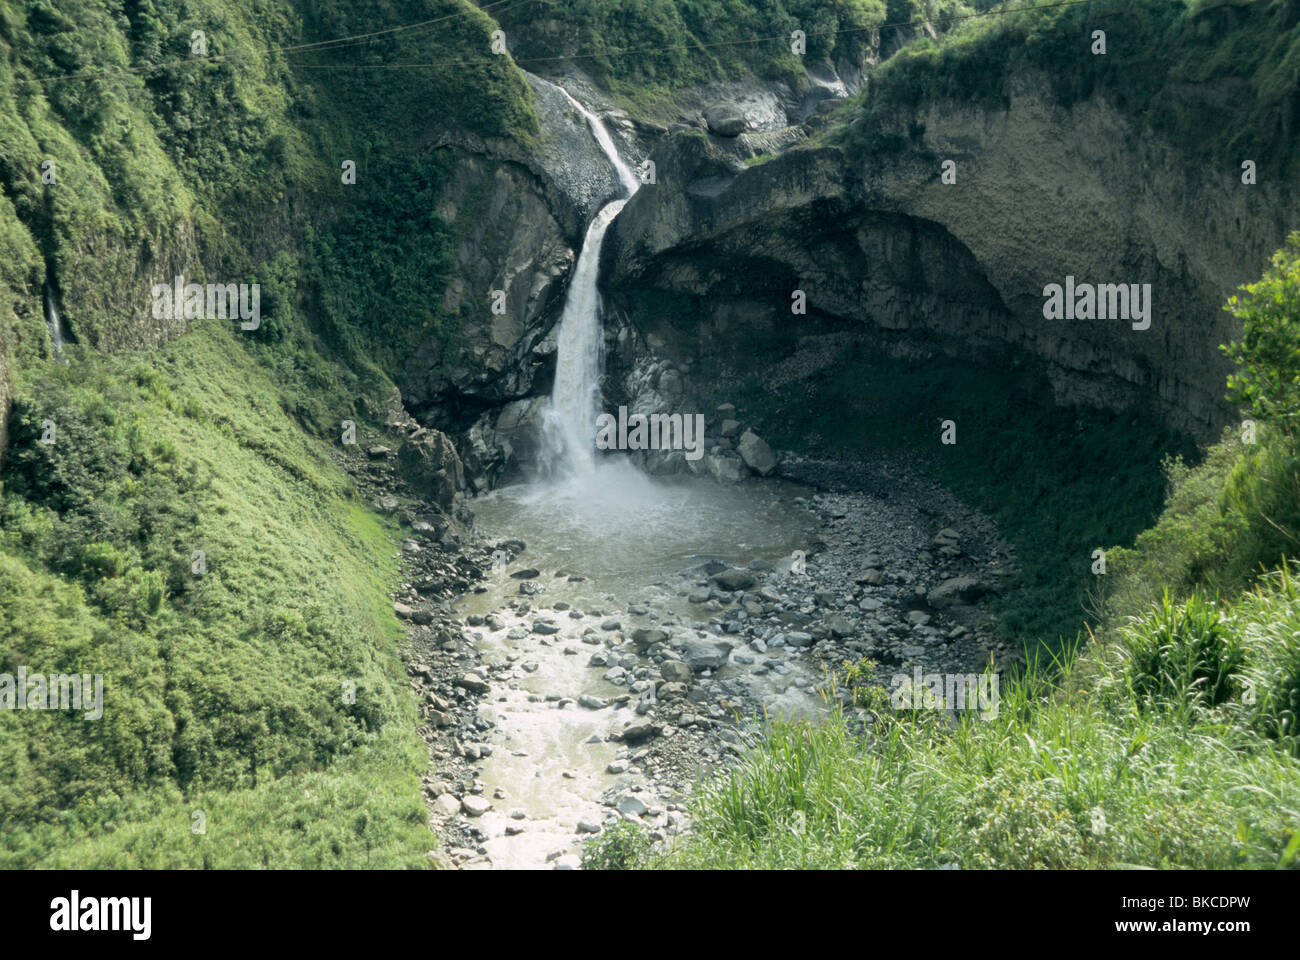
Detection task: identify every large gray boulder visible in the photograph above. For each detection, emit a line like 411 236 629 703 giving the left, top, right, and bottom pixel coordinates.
927 576 991 608
737 430 778 476
710 567 755 591
398 429 465 511
680 637 735 672
704 103 747 137
706 451 746 483
660 660 694 684
631 627 670 651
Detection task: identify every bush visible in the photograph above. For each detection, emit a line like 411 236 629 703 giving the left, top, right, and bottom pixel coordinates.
1235 568 1300 752
581 819 653 870
1120 592 1243 710
1222 232 1300 428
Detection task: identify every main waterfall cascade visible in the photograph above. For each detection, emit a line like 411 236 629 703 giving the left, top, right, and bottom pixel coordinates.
458 90 822 870
540 89 641 479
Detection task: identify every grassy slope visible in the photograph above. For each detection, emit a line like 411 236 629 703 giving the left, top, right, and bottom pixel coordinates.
1 323 432 867
0 0 540 867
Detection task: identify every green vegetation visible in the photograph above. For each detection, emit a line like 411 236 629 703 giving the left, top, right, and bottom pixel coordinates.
495 0 891 102
0 0 539 866
841 0 1300 176
1107 235 1300 612
580 819 654 869
636 641 1299 868
618 235 1300 871
0 323 432 867
491 0 977 115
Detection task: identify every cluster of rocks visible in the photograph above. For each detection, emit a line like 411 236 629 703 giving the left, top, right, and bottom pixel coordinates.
340 387 1021 870
418 460 1017 869
333 390 526 866
610 352 780 482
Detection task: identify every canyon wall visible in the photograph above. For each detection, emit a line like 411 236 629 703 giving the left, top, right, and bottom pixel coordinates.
605 73 1299 440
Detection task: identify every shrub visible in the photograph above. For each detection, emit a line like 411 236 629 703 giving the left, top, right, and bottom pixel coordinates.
581 820 653 870
1235 568 1300 752
1222 232 1300 428
1120 592 1244 710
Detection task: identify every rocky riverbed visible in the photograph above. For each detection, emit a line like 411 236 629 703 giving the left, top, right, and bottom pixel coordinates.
337 390 1017 869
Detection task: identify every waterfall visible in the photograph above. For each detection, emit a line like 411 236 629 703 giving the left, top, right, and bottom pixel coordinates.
44 282 68 359
540 90 640 477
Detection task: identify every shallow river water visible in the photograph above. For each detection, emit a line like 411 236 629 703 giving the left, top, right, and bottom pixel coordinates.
453 460 822 867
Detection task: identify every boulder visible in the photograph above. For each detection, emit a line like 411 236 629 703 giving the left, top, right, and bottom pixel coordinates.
826 616 855 639
660 660 693 683
631 627 670 651
710 567 755 591
454 674 488 694
737 430 778 476
927 576 990 608
656 681 688 700
620 720 661 744
397 429 465 512
461 795 491 817
704 103 747 136
706 452 746 483
680 636 734 671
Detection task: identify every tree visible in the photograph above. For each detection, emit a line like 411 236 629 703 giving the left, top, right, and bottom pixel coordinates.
1222 231 1300 429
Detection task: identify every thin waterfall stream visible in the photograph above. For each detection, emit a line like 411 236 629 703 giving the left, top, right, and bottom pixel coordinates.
44 282 68 360
540 88 640 477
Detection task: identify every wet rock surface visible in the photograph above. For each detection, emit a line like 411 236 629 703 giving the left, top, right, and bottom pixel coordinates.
360 433 1018 869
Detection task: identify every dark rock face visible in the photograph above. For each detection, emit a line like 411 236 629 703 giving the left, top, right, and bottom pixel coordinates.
395 71 646 486
604 81 1300 441
398 429 466 513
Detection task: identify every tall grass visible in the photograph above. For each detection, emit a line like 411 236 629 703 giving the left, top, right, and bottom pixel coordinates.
643 609 1300 869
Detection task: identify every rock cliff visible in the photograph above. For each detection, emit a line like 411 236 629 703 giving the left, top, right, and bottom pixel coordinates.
606 73 1300 440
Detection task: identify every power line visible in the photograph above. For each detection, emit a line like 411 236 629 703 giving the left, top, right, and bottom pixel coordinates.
7 0 1121 89
285 0 1108 72
9 0 538 88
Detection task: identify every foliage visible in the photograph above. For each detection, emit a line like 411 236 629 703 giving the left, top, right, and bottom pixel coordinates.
0 323 428 867
494 0 903 105
1119 591 1243 709
840 0 1300 176
581 819 654 869
1223 231 1300 427
654 640 1300 869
